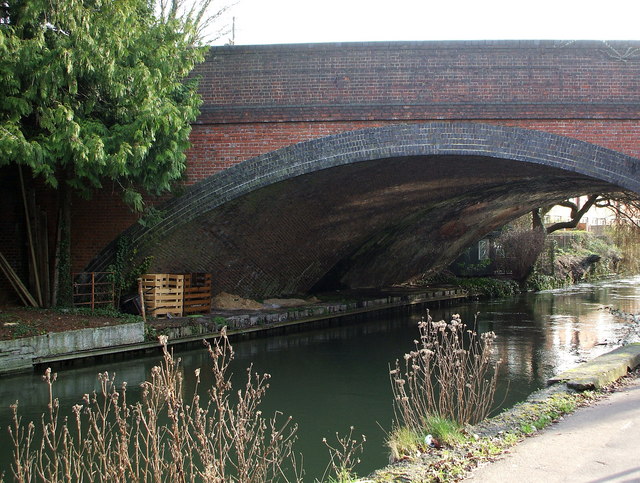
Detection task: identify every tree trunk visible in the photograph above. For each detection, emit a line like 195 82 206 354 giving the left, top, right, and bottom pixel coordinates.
518 228 546 287
18 166 43 306
55 179 73 307
518 195 599 287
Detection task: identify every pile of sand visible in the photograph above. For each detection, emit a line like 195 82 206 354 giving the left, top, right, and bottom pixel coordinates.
211 293 320 310
263 297 319 308
212 292 265 310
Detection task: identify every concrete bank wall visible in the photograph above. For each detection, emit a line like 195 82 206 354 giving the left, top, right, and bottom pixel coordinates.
0 322 145 374
548 343 640 389
156 289 467 340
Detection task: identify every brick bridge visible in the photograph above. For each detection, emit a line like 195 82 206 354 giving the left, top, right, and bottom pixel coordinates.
79 41 640 297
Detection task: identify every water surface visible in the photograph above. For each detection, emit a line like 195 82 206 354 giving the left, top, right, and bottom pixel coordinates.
1 277 639 479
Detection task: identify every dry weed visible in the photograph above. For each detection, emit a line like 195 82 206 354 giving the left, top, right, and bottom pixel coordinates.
9 329 301 482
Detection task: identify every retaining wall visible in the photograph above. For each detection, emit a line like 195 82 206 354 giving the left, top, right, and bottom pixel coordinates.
0 322 145 374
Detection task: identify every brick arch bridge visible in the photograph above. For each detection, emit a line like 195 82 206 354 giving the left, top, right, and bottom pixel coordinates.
86 122 639 297
79 40 640 298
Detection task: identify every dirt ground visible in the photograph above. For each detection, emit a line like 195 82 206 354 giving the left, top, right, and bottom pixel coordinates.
0 305 131 341
0 291 318 341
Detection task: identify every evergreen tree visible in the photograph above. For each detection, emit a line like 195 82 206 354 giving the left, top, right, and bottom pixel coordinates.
0 0 213 305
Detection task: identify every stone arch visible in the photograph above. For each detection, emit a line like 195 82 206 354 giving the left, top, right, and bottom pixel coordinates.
87 122 640 296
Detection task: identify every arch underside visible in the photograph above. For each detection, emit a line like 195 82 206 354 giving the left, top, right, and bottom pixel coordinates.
87 123 640 298
146 155 616 296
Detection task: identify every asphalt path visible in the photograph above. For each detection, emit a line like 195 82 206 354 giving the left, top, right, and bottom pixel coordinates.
465 376 640 482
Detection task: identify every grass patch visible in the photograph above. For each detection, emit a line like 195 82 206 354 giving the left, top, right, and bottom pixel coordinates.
387 426 425 461
423 414 467 446
387 415 468 461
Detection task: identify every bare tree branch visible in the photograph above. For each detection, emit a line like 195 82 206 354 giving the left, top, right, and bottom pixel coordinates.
155 0 236 45
544 194 599 234
535 192 640 235
593 192 640 228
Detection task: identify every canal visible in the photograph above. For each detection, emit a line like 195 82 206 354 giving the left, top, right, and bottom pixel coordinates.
1 276 639 479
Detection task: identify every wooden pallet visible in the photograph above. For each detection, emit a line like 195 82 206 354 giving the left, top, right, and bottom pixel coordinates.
183 273 212 315
141 274 184 318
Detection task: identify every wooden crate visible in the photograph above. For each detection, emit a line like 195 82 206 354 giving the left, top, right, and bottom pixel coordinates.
182 273 212 315
141 274 184 318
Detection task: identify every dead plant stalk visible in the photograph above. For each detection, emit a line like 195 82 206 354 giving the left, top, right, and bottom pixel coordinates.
8 329 301 482
390 312 500 432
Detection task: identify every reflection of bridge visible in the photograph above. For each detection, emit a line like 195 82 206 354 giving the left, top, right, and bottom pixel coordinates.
84 40 640 297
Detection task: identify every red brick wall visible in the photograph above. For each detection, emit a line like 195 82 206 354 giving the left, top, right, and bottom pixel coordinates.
185 40 640 183
69 190 140 273
185 119 640 185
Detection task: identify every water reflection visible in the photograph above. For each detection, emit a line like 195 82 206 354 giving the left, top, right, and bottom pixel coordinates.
0 277 638 479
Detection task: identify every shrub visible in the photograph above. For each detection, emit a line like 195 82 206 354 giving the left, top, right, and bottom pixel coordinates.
496 228 546 281
321 427 366 483
455 277 520 298
525 271 568 291
388 312 500 458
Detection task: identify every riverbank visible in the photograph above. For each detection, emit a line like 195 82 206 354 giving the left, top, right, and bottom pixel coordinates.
361 343 640 482
465 373 640 482
0 285 467 374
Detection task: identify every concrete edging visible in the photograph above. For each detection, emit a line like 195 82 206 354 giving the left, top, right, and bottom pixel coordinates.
548 343 640 390
0 322 145 374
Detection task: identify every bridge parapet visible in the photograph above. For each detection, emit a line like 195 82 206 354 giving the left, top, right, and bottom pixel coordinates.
197 40 640 123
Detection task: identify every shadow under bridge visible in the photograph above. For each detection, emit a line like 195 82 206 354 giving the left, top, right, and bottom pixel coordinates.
86 123 640 298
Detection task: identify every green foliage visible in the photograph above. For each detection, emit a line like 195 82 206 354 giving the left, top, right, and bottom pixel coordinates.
8 321 45 339
1 0 209 307
528 231 623 290
107 235 153 304
0 0 206 202
455 277 520 298
525 271 569 291
144 323 168 341
555 231 621 261
212 315 227 329
454 258 491 277
137 206 167 228
55 306 142 323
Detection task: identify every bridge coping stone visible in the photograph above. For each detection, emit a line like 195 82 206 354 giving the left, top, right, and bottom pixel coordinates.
209 39 640 53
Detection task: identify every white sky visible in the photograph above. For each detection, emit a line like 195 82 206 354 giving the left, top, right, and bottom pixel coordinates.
211 0 640 45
